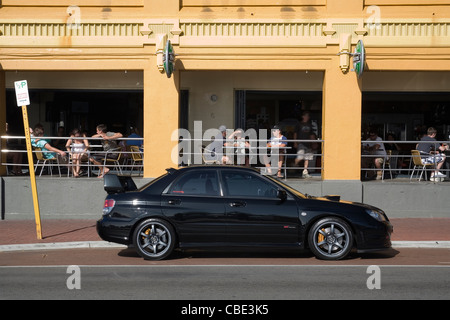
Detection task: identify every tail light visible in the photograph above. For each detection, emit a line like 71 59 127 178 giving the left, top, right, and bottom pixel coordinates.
103 199 115 215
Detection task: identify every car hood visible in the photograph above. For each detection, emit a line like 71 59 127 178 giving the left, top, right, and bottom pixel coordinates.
304 193 385 213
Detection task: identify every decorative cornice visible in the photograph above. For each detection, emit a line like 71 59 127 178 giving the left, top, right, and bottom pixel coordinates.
0 19 449 48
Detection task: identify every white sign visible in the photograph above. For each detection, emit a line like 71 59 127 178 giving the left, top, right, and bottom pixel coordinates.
14 80 30 106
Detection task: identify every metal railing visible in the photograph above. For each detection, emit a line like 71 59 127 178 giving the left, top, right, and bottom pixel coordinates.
361 139 449 182
3 135 448 182
1 135 144 177
175 138 324 180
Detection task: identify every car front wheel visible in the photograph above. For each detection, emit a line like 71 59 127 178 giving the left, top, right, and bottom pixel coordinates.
308 217 353 260
133 218 175 260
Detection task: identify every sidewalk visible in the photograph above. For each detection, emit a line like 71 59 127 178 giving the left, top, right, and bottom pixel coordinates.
0 218 450 251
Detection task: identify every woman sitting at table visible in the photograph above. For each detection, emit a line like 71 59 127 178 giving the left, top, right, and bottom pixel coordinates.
66 128 89 178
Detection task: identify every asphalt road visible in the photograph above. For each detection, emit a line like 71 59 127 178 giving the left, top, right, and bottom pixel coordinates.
0 264 449 300
1 247 449 301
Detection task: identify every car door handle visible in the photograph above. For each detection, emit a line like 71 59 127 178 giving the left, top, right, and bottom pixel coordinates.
229 201 246 207
168 199 181 205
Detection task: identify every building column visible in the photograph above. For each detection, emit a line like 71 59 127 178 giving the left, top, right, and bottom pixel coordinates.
322 59 362 181
0 70 6 176
143 56 179 178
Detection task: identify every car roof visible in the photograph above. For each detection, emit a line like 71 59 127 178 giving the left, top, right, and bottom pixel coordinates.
167 165 260 174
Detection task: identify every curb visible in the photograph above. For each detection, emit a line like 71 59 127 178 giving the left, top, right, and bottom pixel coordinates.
1 241 450 252
391 241 450 248
0 241 127 252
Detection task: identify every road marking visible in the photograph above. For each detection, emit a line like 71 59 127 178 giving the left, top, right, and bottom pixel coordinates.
2 265 450 268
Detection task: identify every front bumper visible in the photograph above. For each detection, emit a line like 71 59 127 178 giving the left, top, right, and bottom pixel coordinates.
356 220 393 252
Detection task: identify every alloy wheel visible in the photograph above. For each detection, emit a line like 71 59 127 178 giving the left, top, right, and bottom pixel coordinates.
308 217 353 260
134 219 175 260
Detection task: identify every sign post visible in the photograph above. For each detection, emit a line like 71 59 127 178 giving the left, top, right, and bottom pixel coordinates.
14 80 42 240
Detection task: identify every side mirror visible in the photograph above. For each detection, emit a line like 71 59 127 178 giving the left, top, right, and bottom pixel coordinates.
277 189 287 201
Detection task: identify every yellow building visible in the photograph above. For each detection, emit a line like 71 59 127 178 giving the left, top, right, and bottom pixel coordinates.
1 0 450 180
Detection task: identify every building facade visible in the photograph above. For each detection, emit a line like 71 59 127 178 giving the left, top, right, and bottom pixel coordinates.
1 0 450 179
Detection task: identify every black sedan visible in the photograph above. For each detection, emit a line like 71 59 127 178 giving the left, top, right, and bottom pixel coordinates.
97 166 393 260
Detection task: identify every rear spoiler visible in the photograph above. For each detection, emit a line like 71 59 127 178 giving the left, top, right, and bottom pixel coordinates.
104 174 137 194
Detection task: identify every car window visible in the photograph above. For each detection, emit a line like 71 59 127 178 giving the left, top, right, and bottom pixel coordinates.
168 171 220 196
222 171 278 198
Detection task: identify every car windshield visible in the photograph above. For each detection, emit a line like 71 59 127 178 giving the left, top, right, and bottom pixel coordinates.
264 174 307 199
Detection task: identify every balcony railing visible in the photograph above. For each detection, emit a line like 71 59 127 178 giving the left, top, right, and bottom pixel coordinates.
361 139 449 182
1 135 143 177
175 137 324 180
2 135 448 183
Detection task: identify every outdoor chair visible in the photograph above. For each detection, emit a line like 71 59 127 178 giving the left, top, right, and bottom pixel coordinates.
101 147 123 175
130 145 143 176
410 150 433 182
34 147 61 177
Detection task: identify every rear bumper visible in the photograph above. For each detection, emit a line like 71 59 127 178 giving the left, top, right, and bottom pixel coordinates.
96 218 132 245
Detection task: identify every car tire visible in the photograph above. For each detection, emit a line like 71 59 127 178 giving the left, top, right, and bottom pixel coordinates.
308 217 353 260
133 218 176 260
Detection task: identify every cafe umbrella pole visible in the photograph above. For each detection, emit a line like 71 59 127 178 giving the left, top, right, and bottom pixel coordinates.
21 105 42 240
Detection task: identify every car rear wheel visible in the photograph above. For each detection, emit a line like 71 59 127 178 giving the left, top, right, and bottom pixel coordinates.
308 217 353 260
133 218 175 260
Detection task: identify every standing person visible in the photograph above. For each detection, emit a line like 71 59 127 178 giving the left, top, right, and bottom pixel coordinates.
89 124 123 178
294 111 314 178
66 128 89 178
417 127 447 181
363 129 386 180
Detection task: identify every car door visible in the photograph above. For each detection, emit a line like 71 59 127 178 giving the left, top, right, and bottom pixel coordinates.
221 169 300 245
161 169 227 245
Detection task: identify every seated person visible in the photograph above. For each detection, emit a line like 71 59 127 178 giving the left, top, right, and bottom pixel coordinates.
417 127 447 181
66 128 89 177
89 124 123 178
362 130 386 180
264 125 287 178
6 122 24 175
226 129 250 166
31 126 67 160
204 125 229 164
126 126 143 150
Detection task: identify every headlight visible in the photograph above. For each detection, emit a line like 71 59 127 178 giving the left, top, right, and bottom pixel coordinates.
366 209 387 222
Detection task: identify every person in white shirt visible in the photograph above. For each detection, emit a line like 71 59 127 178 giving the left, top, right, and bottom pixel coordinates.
264 125 287 178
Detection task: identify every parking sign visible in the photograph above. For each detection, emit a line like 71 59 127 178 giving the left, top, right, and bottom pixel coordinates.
14 80 30 106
